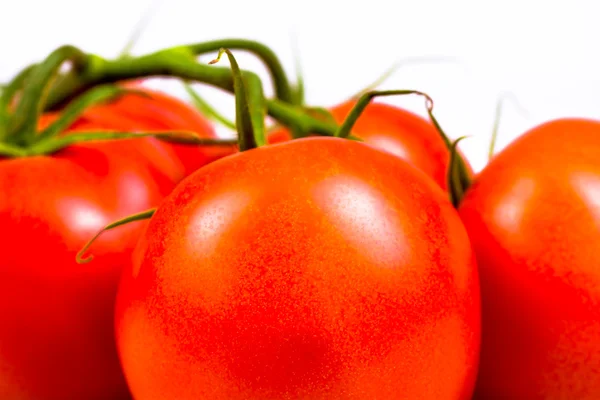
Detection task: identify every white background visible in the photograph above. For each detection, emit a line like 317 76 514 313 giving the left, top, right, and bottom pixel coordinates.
1 0 598 171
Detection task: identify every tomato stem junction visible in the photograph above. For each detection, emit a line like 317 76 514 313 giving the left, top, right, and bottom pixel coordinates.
209 48 266 151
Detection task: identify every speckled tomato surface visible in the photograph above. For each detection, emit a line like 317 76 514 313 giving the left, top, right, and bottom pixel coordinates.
115 137 480 400
459 118 600 399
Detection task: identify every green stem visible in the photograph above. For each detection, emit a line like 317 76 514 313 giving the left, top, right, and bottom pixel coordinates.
267 100 338 137
42 48 338 139
30 130 237 156
180 84 338 139
335 90 427 139
39 85 148 141
0 64 37 139
302 107 336 125
488 97 503 161
209 48 265 151
8 45 87 144
448 136 469 206
185 39 293 104
416 94 472 193
47 39 295 108
335 89 471 195
182 82 236 130
76 208 156 264
0 142 29 157
0 64 37 108
174 54 460 140
488 91 530 161
44 50 234 109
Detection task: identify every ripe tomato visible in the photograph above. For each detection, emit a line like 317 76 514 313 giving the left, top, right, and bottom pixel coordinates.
40 83 236 178
0 139 178 400
38 111 186 185
115 137 481 400
458 118 600 399
268 99 473 191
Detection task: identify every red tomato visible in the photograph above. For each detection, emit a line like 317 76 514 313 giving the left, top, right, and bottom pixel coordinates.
41 83 236 178
0 139 178 399
268 99 473 191
115 137 481 399
458 118 600 399
39 111 186 185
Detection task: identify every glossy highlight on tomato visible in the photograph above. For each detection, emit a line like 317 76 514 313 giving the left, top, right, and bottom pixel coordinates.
268 99 473 191
459 118 600 399
116 136 481 400
0 139 178 400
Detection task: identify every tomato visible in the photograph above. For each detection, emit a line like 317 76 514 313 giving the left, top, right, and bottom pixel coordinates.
0 139 179 400
458 118 600 399
39 111 186 185
115 137 481 399
268 99 473 191
41 83 236 178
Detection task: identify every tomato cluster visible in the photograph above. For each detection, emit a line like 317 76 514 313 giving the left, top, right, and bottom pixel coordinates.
0 39 595 400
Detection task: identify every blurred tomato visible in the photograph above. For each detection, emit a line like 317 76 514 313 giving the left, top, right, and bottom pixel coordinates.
0 135 182 399
40 82 236 179
459 118 600 399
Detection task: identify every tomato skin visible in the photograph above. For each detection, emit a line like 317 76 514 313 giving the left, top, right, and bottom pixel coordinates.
41 84 236 178
0 140 177 399
268 100 473 191
458 118 600 399
82 86 236 176
116 137 481 400
39 111 186 187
